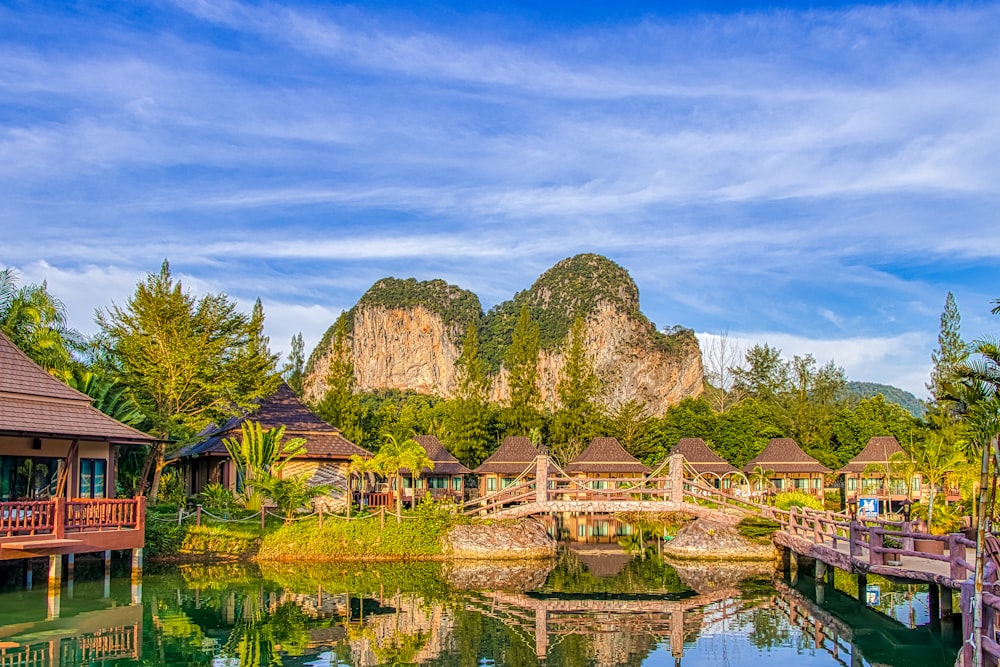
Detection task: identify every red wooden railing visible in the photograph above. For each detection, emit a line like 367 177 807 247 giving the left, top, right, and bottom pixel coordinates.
0 498 144 539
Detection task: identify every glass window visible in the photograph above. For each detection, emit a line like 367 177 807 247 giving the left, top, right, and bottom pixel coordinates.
427 477 447 489
0 456 61 501
452 477 462 491
812 477 821 489
912 476 921 491
78 459 108 498
847 477 857 491
593 521 609 537
487 477 497 492
501 477 515 488
578 523 586 538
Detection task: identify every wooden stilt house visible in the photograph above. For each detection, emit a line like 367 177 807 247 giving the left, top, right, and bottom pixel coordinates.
565 437 650 492
742 438 830 497
837 436 919 510
397 435 471 503
670 438 740 489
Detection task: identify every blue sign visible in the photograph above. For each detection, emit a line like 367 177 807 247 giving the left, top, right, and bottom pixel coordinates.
866 584 881 606
859 497 879 518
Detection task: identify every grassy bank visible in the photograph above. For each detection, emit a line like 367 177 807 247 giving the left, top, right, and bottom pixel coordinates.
145 501 460 561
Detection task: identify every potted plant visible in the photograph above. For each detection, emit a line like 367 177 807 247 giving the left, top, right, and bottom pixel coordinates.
883 534 904 565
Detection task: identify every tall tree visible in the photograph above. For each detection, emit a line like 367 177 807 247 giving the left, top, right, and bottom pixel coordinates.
281 332 306 395
314 313 364 444
732 343 789 402
608 400 656 460
504 305 542 434
830 394 915 466
781 355 849 449
703 331 744 412
551 316 602 452
0 266 80 374
444 323 491 467
927 291 967 404
96 260 279 499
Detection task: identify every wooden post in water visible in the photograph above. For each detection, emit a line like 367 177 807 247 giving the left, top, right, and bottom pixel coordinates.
929 583 940 620
47 555 61 620
857 573 867 604
816 560 827 581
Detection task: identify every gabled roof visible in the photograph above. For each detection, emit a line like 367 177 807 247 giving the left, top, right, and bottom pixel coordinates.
743 438 831 474
473 436 540 475
0 331 153 444
837 436 908 475
670 438 737 475
565 437 650 475
401 435 471 476
174 383 371 461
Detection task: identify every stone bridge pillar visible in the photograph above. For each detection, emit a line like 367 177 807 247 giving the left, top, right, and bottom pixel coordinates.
535 456 548 504
668 454 684 503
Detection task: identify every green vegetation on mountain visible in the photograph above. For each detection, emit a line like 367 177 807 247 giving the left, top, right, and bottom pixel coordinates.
846 381 923 417
306 277 483 375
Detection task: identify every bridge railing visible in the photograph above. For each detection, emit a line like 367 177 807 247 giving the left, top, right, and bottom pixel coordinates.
776 505 976 581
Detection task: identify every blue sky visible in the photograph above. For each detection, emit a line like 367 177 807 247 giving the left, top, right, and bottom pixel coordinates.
1 1 997 397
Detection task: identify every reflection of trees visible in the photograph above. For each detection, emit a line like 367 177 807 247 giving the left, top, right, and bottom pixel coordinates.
223 600 314 667
741 607 792 649
542 548 686 595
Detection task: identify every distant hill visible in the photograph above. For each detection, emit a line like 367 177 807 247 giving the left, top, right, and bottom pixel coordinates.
847 381 924 417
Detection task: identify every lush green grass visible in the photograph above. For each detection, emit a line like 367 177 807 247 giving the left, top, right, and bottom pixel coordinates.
145 501 461 561
737 516 781 544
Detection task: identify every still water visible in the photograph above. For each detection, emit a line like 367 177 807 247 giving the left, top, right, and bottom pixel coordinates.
0 548 959 666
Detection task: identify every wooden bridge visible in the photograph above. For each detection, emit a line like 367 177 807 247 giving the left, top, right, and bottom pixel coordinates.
461 454 757 525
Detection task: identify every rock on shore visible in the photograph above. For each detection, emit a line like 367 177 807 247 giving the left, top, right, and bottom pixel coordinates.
662 519 775 561
443 519 557 559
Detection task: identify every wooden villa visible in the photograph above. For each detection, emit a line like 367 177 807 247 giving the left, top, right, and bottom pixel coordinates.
397 435 471 504
173 383 372 502
0 330 151 564
837 436 919 511
670 437 741 489
473 436 542 496
743 438 830 497
565 437 650 491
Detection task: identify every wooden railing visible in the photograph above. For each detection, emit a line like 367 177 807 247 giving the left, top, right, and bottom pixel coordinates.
0 498 144 539
360 492 394 508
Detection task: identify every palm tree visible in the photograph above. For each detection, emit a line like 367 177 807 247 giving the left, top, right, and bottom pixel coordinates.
0 267 81 373
222 421 306 511
346 454 378 517
909 420 966 531
748 465 775 495
372 434 433 518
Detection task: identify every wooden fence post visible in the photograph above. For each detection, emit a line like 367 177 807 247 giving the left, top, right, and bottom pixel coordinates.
869 528 884 566
196 504 202 527
849 521 864 557
380 506 385 530
54 497 65 540
949 534 967 581
260 507 265 531
668 454 684 504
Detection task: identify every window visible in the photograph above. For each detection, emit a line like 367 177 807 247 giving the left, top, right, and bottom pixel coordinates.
593 521 609 537
79 459 107 498
847 477 858 491
812 478 821 489
591 479 608 490
912 476 921 491
794 478 808 490
0 456 61 501
773 478 784 490
487 477 497 492
578 523 587 538
501 477 515 488
427 477 447 489
452 477 462 491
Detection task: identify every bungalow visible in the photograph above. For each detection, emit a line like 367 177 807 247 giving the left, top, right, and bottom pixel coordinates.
743 438 830 498
837 436 919 511
397 435 471 503
173 383 372 499
1 330 152 563
565 437 650 492
670 438 740 490
473 436 541 496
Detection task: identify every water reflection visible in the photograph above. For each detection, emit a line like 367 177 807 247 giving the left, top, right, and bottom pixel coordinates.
0 550 960 667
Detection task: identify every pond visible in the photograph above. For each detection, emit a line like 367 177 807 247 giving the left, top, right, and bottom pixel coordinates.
0 548 960 666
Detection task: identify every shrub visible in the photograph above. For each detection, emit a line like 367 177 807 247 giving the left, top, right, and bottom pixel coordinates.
200 483 238 516
774 490 824 511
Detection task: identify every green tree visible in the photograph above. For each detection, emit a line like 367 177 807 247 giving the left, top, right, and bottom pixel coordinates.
830 394 914 467
713 397 785 468
373 434 433 517
927 291 966 404
251 474 329 523
551 316 602 453
223 421 306 511
908 414 965 530
732 343 789 402
444 324 492 467
0 266 80 374
96 260 280 498
281 332 306 395
503 304 542 433
781 355 849 450
66 367 146 426
608 400 656 460
314 313 364 444
650 398 718 465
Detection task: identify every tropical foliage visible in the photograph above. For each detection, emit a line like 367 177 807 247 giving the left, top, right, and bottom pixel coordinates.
223 421 307 511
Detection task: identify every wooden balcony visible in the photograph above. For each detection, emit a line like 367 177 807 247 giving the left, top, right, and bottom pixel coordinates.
0 497 145 560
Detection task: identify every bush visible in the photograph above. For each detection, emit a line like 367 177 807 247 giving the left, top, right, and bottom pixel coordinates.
200 483 238 516
737 516 781 543
824 490 842 512
774 491 824 511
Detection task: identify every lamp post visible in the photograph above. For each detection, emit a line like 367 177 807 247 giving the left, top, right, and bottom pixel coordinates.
848 498 858 521
900 498 912 523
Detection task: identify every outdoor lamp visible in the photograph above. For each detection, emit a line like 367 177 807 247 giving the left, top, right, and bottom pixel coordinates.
900 499 912 522
848 498 858 521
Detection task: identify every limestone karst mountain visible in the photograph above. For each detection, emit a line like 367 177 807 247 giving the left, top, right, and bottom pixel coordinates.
303 254 703 416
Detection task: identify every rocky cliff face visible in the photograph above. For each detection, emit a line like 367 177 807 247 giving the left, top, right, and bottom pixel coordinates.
304 254 703 415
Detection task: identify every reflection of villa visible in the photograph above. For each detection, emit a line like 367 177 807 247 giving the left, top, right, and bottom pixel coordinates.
565 437 650 491
0 603 142 664
0 331 150 564
174 383 372 498
743 438 830 497
397 435 471 503
670 437 739 488
473 436 541 495
837 436 919 509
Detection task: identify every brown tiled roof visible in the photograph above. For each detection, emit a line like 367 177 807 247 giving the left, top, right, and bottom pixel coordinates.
837 436 908 474
174 383 371 461
401 435 471 476
565 437 650 475
743 438 831 474
474 436 540 475
0 331 154 444
670 438 738 475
